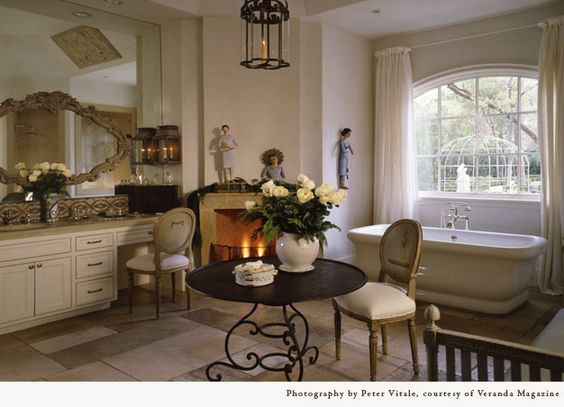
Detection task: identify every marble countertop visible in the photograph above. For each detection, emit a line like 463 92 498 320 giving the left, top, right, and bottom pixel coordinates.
0 213 159 241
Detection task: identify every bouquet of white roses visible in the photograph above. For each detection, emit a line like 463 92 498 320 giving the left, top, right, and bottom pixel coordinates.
244 174 346 246
15 161 73 197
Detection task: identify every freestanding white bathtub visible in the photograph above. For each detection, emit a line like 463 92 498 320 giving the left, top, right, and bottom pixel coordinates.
348 225 548 314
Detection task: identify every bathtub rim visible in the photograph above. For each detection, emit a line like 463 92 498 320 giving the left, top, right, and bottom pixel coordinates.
348 224 547 261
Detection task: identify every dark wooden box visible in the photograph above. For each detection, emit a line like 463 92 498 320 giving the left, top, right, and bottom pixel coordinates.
115 185 179 214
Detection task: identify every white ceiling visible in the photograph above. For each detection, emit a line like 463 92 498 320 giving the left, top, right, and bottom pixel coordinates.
66 0 559 39
310 0 559 38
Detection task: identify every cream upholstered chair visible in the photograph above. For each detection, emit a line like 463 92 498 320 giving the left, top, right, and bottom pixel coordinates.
126 208 196 319
333 219 423 381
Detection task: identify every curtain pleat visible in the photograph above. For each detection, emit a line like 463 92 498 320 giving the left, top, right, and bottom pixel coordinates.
373 47 419 224
538 16 564 295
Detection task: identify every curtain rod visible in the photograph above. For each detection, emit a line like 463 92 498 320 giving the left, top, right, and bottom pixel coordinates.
410 23 538 50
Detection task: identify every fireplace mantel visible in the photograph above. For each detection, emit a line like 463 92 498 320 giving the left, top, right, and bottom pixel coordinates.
199 192 263 265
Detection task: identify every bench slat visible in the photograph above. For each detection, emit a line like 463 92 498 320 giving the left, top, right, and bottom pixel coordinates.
477 354 488 381
461 350 472 381
510 361 522 381
493 357 504 381
446 346 456 381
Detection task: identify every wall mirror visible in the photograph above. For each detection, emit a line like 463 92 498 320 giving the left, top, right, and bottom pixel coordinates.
0 0 162 199
0 91 129 187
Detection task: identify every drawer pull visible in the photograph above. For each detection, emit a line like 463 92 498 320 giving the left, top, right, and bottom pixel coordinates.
28 264 35 270
148 231 153 235
87 261 103 267
36 263 43 268
87 288 103 294
87 239 103 244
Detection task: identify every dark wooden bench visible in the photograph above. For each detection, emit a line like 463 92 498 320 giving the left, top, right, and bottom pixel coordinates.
423 305 564 381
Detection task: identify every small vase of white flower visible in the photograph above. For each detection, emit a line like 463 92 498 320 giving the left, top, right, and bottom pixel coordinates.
15 162 74 222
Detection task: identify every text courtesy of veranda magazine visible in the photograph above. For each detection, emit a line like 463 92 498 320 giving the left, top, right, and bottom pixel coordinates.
284 388 561 402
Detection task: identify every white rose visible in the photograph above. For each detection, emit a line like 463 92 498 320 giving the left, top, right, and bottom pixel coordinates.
244 200 257 210
296 173 310 185
55 163 67 172
319 195 329 206
328 189 347 205
33 162 49 171
32 170 42 177
19 169 28 178
315 183 335 197
303 179 316 191
28 174 38 182
271 186 289 198
261 180 275 196
38 162 50 173
50 162 58 170
63 169 73 178
296 188 314 204
14 162 26 170
327 191 343 205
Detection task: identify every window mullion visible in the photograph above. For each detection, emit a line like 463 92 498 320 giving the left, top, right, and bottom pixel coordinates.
474 77 479 193
438 87 443 192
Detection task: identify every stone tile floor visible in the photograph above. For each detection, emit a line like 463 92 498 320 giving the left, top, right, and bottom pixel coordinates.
0 286 561 382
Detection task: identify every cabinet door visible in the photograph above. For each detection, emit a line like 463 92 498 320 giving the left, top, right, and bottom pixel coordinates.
35 257 72 316
0 263 35 323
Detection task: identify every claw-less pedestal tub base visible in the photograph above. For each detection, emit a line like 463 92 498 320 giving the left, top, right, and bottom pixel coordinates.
348 225 547 314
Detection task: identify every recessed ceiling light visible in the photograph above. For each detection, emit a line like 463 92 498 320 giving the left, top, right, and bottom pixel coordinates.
104 0 123 5
73 11 92 18
371 9 381 14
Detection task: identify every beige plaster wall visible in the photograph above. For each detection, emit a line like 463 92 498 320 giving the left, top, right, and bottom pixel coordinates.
202 17 301 185
160 18 203 196
321 24 373 260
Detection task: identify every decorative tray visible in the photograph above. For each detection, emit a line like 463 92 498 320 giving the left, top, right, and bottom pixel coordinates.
232 260 278 287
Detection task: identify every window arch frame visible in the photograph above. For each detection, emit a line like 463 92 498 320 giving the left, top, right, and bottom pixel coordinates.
413 64 540 200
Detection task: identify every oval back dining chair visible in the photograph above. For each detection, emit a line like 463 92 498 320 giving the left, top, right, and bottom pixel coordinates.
332 219 423 381
126 208 196 319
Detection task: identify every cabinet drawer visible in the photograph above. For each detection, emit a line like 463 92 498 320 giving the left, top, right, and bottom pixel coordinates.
76 251 113 279
0 238 71 262
116 226 154 245
76 277 114 306
76 233 114 251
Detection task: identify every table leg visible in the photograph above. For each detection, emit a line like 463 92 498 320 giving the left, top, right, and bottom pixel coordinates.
205 303 319 381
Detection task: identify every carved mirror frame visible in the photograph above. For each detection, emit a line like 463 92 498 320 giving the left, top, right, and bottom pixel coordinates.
0 91 130 186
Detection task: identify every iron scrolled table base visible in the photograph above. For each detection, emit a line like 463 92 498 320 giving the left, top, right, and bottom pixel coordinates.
206 303 319 382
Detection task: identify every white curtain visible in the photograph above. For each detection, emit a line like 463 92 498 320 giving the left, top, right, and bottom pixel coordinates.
373 47 418 224
538 16 564 295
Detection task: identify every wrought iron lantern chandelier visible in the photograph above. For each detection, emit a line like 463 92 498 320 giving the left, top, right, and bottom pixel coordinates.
240 0 290 69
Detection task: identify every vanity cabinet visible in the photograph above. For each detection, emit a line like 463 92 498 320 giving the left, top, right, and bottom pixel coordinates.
0 263 34 323
0 256 71 324
0 216 157 334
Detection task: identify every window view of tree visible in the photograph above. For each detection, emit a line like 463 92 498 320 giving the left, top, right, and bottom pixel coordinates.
415 74 539 195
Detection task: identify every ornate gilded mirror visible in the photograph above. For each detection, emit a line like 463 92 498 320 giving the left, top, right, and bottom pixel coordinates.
0 91 130 187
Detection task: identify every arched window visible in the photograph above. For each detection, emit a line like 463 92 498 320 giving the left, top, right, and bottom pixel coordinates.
414 69 539 196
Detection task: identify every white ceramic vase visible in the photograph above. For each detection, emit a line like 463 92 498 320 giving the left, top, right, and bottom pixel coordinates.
276 232 320 272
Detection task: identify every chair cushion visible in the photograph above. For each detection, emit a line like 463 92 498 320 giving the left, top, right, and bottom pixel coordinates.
334 282 415 320
126 253 190 272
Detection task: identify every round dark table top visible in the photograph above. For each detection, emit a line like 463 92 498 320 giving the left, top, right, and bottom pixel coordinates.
186 257 367 306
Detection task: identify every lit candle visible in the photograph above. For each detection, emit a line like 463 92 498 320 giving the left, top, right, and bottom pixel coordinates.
261 40 268 60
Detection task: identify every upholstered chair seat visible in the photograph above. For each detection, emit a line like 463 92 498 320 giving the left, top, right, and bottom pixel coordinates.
334 283 415 320
126 253 190 274
126 208 196 319
333 219 423 381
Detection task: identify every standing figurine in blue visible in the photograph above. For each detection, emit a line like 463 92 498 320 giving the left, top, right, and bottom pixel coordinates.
218 124 237 183
339 128 354 189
